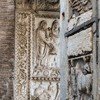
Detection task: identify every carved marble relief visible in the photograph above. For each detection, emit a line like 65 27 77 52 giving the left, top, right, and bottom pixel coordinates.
32 18 60 78
31 81 60 100
69 0 92 18
31 18 60 100
68 56 93 100
15 12 31 100
36 0 60 11
16 0 30 9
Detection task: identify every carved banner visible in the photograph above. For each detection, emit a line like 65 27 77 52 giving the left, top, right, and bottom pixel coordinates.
15 12 31 100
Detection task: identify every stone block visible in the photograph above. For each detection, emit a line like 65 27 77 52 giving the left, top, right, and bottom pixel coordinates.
67 28 92 56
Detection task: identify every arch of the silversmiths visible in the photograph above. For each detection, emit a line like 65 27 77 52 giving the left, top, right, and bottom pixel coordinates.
14 0 60 100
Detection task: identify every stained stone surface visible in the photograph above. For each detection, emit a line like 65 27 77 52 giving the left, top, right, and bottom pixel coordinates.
69 0 92 17
15 0 60 100
30 17 60 100
15 12 32 100
31 81 60 100
67 28 92 56
68 10 93 31
0 0 14 99
65 1 94 100
67 10 93 57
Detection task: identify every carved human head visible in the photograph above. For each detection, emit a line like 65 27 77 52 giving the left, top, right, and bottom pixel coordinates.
83 63 91 74
39 20 47 30
51 20 58 30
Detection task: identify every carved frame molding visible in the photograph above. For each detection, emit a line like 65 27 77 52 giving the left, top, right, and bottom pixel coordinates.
15 11 32 100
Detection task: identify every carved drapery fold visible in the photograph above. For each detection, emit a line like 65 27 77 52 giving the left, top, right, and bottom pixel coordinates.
31 17 60 100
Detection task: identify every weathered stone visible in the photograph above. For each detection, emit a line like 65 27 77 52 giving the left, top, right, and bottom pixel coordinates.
68 10 93 31
15 1 60 99
67 28 92 56
31 17 60 100
0 0 14 99
31 81 60 100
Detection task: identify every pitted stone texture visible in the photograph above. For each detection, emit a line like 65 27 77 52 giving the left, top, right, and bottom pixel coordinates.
31 81 60 100
31 17 60 100
68 10 93 31
67 28 92 56
0 0 14 99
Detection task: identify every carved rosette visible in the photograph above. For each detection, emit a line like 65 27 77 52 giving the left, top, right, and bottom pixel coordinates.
15 12 31 100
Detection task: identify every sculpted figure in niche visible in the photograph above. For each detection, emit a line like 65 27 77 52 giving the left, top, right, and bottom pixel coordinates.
36 20 54 68
76 62 92 100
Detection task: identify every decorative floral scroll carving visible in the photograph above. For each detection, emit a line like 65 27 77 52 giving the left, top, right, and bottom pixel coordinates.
15 12 31 100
